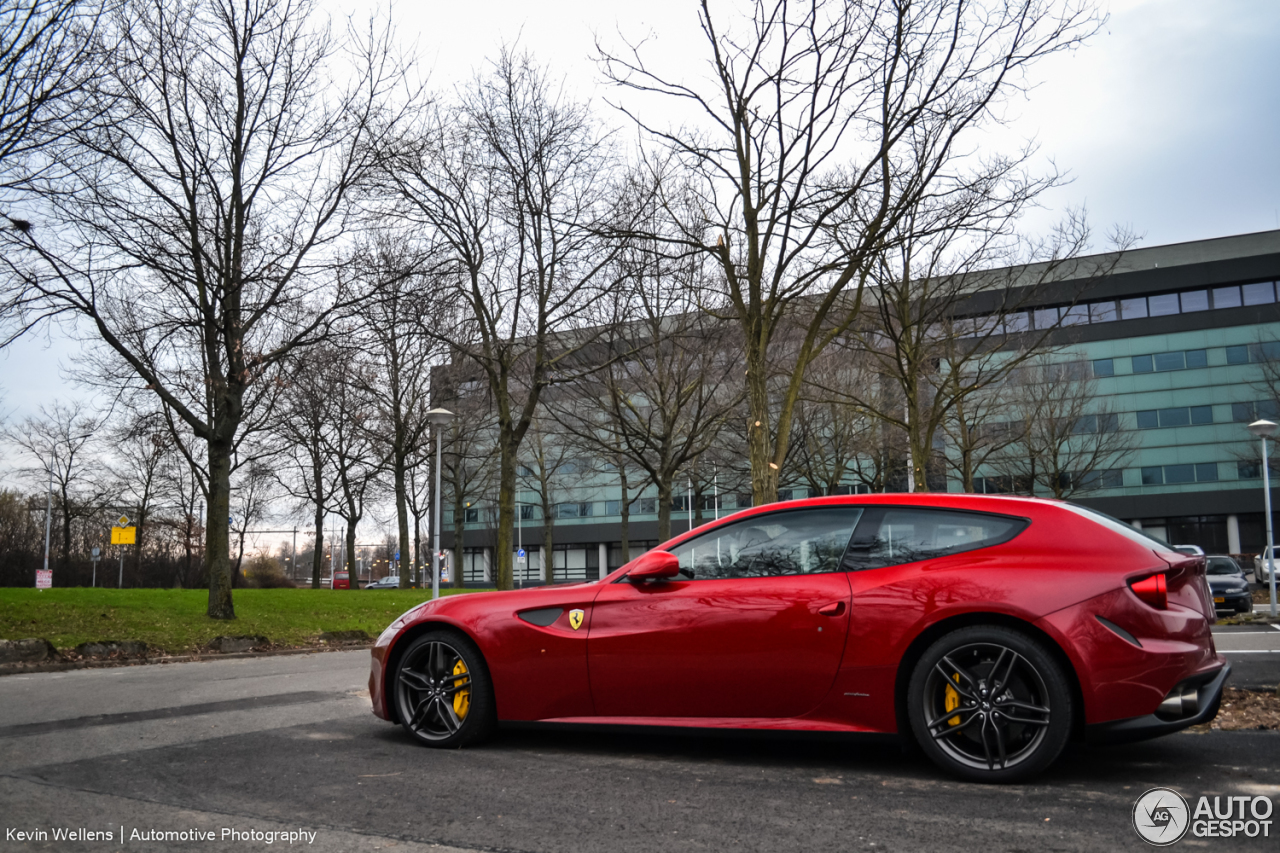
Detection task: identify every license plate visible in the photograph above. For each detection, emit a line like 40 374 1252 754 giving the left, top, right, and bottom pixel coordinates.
1213 597 1225 603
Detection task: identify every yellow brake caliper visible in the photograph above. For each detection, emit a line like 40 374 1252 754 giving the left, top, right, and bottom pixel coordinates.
944 673 961 726
452 660 470 719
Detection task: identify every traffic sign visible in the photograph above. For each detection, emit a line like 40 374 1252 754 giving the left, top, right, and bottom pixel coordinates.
91 547 100 559
111 526 136 545
36 569 51 589
117 515 129 526
517 548 526 558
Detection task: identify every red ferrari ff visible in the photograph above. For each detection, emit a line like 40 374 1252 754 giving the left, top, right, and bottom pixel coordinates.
369 494 1227 782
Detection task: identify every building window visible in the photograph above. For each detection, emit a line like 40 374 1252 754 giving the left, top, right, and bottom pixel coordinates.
1238 460 1280 479
519 504 538 521
1120 297 1148 320
1213 286 1242 309
1227 345 1249 364
1061 305 1089 326
1232 400 1280 423
1179 290 1209 312
1242 281 1277 305
1089 301 1118 323
1074 469 1124 490
1093 358 1114 377
1147 293 1180 316
605 500 620 516
1032 307 1059 330
1143 464 1220 486
1132 349 1206 374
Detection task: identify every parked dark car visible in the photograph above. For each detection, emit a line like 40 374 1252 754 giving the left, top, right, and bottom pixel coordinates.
1206 556 1252 613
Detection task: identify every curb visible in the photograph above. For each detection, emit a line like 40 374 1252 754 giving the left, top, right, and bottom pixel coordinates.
0 643 374 677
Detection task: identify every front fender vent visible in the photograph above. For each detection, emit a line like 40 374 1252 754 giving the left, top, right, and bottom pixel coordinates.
518 608 563 627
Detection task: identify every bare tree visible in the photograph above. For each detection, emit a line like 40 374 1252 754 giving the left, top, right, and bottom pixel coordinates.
517 413 574 583
229 459 275 583
109 410 172 579
322 348 386 589
275 348 335 589
378 48 625 590
6 400 104 574
942 378 1024 493
3 0 415 617
599 0 1101 504
0 0 104 226
549 239 743 541
785 351 880 496
998 359 1134 498
353 237 440 588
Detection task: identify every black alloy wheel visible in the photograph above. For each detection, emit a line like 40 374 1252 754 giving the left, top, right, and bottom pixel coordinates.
908 626 1073 783
394 630 495 748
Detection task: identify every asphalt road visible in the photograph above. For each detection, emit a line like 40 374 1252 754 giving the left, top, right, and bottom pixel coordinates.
0 633 1277 853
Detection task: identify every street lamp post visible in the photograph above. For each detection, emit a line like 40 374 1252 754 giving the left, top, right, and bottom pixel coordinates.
426 408 455 601
1248 419 1279 616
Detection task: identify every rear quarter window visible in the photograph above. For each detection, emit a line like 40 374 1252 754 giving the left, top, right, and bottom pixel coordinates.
842 507 1028 570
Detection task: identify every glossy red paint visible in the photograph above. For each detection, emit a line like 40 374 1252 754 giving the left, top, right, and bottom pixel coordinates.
369 493 1225 740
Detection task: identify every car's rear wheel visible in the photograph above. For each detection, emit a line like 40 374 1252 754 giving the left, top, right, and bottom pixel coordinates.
907 626 1073 783
394 630 495 748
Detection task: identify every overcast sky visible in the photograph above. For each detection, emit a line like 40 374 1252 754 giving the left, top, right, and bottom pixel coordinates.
4 0 1278 484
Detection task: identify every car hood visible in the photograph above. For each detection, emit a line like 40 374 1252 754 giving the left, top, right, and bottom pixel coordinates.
1208 576 1248 590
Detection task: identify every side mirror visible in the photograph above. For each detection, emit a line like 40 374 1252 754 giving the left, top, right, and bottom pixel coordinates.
627 550 680 582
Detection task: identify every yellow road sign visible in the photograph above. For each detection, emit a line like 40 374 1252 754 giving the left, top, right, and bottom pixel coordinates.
117 515 129 526
111 526 136 545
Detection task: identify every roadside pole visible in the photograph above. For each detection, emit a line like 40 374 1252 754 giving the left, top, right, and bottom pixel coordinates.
111 515 135 589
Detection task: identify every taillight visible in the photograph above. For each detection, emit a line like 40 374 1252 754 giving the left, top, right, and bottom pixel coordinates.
1130 573 1168 610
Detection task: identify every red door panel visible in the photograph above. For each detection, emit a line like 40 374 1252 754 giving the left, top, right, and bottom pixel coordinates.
587 573 851 718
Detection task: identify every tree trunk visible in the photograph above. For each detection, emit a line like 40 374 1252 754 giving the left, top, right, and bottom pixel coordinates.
452 483 466 589
745 338 779 505
657 478 674 543
311 479 324 589
394 449 411 588
345 514 358 589
618 461 630 564
493 437 516 590
206 441 235 619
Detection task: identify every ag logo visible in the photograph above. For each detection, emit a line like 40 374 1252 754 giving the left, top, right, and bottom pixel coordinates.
1133 787 1190 846
568 609 584 631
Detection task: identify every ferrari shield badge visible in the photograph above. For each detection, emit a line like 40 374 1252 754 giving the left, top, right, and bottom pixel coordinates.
568 609 585 631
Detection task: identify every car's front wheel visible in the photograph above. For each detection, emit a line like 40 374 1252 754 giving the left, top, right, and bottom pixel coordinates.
393 630 496 749
907 626 1073 783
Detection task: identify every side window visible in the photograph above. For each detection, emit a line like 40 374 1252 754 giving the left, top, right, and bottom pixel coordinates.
843 508 1027 570
669 507 863 579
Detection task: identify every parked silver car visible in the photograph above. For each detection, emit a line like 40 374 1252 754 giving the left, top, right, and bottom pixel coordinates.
1255 546 1277 583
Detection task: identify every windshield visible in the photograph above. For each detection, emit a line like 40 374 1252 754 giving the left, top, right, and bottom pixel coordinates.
1206 557 1240 575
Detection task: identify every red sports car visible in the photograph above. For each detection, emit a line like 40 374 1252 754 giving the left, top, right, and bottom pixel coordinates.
369 494 1227 782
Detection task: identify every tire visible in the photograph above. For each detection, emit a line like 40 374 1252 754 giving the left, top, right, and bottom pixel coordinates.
393 629 496 748
907 625 1073 783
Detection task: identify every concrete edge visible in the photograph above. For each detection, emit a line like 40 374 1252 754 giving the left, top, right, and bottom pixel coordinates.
0 643 374 677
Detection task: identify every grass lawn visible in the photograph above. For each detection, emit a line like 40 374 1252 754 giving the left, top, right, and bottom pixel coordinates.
0 587 491 653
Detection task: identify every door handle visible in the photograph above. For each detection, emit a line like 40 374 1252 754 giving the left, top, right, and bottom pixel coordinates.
818 601 846 617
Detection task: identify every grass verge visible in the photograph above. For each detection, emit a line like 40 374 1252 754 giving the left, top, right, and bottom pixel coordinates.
0 587 490 653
